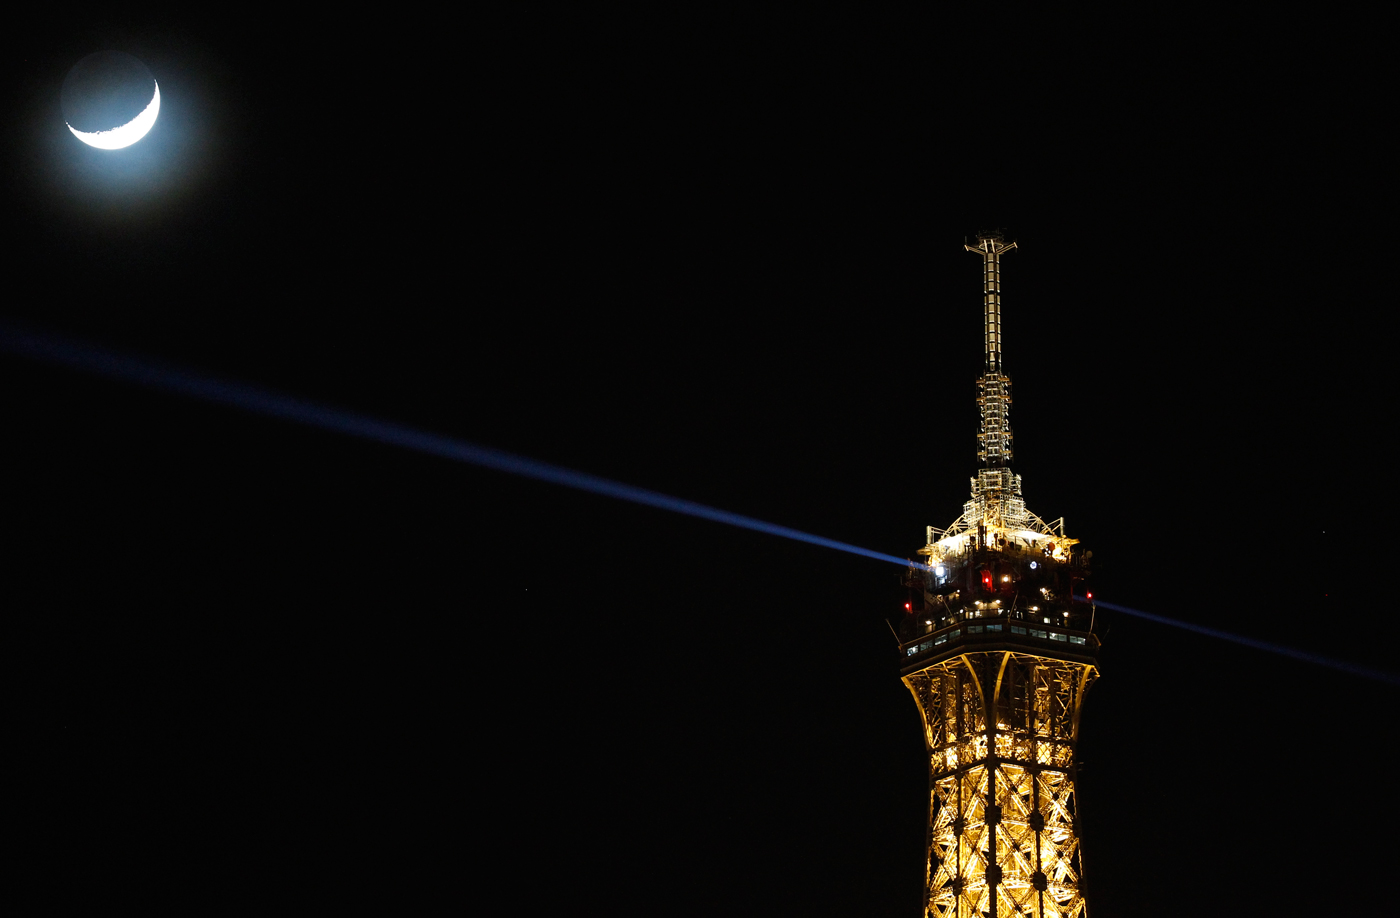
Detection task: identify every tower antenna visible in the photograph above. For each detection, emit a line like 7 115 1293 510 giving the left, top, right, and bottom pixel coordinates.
965 232 1016 469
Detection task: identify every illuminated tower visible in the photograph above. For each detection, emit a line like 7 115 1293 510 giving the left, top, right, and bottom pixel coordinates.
898 233 1099 918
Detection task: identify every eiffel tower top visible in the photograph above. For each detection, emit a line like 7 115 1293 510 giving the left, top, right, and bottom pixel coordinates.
921 234 1075 559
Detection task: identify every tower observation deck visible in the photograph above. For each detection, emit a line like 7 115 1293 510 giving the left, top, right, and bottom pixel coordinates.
897 233 1099 918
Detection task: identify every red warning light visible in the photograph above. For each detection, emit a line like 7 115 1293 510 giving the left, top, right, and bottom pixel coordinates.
1086 592 1094 600
981 571 993 591
904 602 912 611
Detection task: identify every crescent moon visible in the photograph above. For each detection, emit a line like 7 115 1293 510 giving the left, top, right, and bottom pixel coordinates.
67 81 160 150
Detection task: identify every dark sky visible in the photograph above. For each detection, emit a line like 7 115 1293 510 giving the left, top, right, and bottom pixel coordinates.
4 10 1393 915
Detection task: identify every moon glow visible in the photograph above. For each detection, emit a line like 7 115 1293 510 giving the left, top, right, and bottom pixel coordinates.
61 51 160 150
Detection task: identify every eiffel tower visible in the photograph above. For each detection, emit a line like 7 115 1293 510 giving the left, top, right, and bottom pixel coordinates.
897 233 1098 917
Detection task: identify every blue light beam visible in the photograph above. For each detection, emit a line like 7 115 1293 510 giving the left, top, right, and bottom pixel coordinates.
7 323 1396 686
1085 597 1400 687
0 323 919 570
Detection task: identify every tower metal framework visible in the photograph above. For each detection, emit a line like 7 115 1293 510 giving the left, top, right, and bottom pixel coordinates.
897 233 1099 918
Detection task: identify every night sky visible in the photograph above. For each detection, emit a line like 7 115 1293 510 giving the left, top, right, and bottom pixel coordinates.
5 11 1394 915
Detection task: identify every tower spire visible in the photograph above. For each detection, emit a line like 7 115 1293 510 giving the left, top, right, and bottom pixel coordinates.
966 232 1016 469
953 233 1030 536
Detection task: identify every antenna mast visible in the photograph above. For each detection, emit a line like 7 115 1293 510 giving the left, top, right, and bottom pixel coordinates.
966 233 1017 469
953 232 1030 535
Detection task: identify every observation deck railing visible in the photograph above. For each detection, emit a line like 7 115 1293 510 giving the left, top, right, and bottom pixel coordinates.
899 612 1099 673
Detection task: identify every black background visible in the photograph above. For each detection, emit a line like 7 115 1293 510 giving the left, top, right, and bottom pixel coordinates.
4 9 1394 915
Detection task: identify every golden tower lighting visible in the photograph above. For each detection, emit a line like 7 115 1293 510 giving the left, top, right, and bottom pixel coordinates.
897 233 1099 918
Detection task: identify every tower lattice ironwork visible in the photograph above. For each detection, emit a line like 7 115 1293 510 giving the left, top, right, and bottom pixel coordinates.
897 233 1099 918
